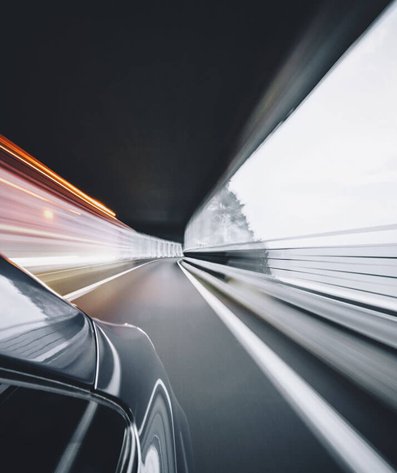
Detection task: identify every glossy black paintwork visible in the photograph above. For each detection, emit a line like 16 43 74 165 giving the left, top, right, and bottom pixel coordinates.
0 255 191 472
0 257 96 384
95 321 192 473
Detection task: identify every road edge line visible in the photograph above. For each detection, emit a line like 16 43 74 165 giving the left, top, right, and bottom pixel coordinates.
177 260 395 473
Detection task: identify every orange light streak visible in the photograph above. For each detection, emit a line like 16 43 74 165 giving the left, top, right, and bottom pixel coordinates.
68 208 82 215
0 136 116 218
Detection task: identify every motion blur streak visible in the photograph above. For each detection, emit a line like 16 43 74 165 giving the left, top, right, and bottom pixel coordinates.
0 136 115 218
178 262 396 473
0 177 50 202
0 136 182 276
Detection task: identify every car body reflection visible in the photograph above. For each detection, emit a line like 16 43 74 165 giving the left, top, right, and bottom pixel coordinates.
0 255 192 473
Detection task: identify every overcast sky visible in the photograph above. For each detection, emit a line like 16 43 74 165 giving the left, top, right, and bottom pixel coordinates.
229 1 397 241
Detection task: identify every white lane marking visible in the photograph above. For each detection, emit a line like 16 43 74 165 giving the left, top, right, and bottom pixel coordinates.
64 261 153 301
178 261 396 473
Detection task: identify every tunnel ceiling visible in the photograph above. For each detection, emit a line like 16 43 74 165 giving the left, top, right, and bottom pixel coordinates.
1 2 390 241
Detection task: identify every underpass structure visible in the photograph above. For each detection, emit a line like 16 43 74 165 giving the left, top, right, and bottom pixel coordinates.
1 2 397 472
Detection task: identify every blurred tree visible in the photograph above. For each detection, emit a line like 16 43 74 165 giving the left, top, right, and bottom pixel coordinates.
196 184 254 247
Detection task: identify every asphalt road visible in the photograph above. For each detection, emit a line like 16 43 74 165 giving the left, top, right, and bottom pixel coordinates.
70 259 397 473
38 259 151 296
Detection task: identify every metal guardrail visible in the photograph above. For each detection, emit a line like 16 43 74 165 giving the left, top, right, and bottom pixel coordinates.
184 225 397 313
182 257 397 411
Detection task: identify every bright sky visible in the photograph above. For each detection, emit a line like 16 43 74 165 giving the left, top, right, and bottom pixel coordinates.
229 1 397 241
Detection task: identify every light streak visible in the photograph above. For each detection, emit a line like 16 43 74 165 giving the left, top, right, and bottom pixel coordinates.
0 136 116 218
0 224 114 245
0 136 182 272
0 176 50 202
1 176 83 216
68 208 81 215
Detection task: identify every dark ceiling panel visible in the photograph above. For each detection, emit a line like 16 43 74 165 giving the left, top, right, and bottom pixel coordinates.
1 1 390 241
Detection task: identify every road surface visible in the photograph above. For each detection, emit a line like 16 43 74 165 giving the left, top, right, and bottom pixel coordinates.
59 259 397 473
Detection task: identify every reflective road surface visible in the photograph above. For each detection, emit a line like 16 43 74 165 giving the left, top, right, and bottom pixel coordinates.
52 259 397 473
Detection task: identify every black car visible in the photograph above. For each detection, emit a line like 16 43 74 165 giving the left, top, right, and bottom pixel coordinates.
0 255 192 473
